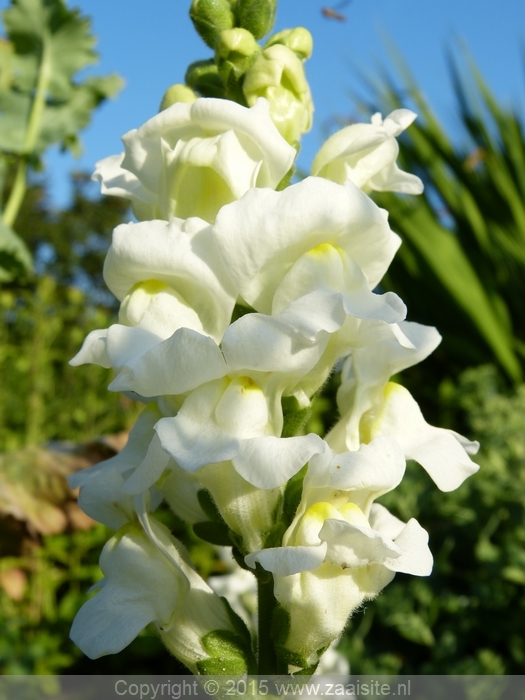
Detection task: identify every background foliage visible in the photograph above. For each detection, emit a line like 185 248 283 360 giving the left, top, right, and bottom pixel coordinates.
1 0 525 676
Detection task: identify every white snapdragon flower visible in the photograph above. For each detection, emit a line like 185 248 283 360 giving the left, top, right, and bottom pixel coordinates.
246 438 432 668
312 109 424 195
212 176 411 395
93 97 296 223
70 216 237 396
70 517 255 674
68 405 206 528
155 374 324 551
70 520 189 659
213 177 401 312
327 322 479 491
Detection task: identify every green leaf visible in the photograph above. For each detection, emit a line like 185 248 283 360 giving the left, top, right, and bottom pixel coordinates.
397 205 521 382
0 217 32 280
387 612 435 647
0 0 123 156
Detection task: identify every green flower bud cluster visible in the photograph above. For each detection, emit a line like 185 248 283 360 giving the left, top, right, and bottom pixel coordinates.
169 0 313 146
190 0 277 47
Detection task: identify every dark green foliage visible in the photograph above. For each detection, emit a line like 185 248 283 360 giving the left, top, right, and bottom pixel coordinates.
342 365 525 674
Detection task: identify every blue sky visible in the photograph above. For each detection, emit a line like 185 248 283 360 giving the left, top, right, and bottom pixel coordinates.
1 0 524 206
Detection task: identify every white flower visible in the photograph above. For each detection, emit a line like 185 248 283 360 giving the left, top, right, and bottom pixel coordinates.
70 517 254 674
246 438 432 667
327 322 479 491
312 110 424 195
155 375 324 490
68 405 207 528
70 519 190 659
212 176 411 396
70 216 237 397
213 177 401 313
93 97 296 223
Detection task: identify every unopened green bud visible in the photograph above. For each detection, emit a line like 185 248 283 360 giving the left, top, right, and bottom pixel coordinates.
235 0 277 40
185 59 225 98
159 83 197 111
243 44 313 144
265 27 313 60
189 0 235 49
216 28 260 80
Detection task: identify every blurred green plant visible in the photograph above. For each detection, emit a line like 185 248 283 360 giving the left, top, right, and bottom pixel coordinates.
341 364 525 674
0 0 123 281
0 175 136 451
353 51 525 385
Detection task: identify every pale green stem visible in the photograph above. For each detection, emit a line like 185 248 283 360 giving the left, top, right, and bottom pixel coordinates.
2 33 51 228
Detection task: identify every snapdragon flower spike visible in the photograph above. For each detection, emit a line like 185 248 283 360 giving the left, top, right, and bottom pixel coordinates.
311 109 424 195
246 438 432 667
93 97 296 223
327 322 479 491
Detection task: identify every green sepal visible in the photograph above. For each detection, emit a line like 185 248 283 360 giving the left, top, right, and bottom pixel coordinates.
193 521 231 546
185 59 226 99
271 604 291 646
231 543 251 571
234 0 277 40
281 395 312 438
196 657 247 675
222 596 255 653
197 488 225 523
263 520 286 549
198 628 256 675
282 463 307 527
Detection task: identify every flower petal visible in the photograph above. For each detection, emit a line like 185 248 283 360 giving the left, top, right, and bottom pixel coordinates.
70 522 187 659
245 543 328 575
371 383 479 491
233 433 326 489
108 327 227 397
213 177 400 313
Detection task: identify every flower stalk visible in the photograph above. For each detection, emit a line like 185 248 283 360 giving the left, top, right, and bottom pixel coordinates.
67 0 480 676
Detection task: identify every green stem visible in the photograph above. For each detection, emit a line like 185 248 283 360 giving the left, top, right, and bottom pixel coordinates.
257 571 278 675
2 32 51 228
2 159 27 228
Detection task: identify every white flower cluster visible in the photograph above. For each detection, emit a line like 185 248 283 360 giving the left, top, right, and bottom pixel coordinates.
70 95 479 672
